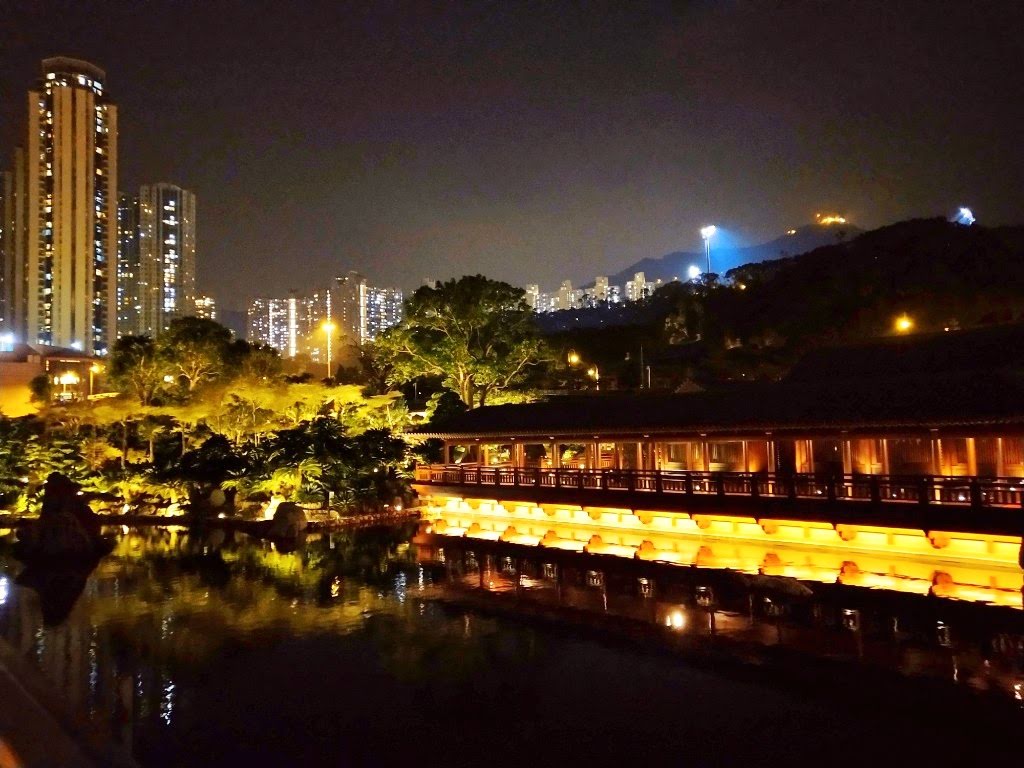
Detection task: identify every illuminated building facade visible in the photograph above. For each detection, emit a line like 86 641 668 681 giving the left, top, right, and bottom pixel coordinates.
332 271 402 345
246 296 292 353
193 295 217 321
23 58 118 354
0 167 18 335
115 192 141 335
248 275 402 356
138 184 196 336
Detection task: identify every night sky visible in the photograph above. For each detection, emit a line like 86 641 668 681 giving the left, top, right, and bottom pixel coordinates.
2 1 1022 311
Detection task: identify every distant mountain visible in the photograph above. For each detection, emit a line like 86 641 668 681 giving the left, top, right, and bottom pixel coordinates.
604 222 862 288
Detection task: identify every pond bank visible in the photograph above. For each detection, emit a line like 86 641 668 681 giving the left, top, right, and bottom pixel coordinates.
0 507 422 532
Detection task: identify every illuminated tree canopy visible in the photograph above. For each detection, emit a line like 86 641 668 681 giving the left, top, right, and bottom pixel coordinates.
375 275 545 408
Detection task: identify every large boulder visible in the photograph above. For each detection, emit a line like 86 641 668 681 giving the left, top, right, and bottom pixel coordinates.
31 512 96 559
268 502 308 538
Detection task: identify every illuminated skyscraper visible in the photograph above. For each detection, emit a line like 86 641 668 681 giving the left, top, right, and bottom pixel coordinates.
193 295 217 321
116 193 141 335
332 271 402 344
0 168 16 334
138 184 196 336
24 58 118 353
247 296 292 353
364 286 403 341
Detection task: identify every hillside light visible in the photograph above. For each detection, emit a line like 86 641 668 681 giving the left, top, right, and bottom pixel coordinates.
895 314 914 334
567 349 580 366
587 365 600 390
956 207 975 226
322 320 337 379
700 225 717 274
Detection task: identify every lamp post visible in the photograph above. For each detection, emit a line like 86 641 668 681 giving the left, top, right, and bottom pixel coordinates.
700 225 717 275
587 365 600 390
89 363 104 396
322 321 336 379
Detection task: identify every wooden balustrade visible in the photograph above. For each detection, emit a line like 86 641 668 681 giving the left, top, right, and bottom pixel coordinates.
413 465 1024 511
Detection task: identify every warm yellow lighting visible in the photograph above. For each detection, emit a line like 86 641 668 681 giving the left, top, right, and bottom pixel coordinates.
895 314 914 333
666 609 686 629
90 363 103 373
815 213 847 225
786 228 797 235
567 349 580 366
58 371 79 386
322 321 337 378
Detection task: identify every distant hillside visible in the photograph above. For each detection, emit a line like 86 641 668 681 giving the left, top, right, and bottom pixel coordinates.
549 217 1024 390
605 222 861 287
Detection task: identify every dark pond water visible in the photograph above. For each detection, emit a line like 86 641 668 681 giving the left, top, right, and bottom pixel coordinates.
0 524 1022 767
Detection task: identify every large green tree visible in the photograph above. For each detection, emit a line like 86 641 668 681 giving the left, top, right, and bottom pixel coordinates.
108 335 167 405
376 275 545 408
157 317 235 392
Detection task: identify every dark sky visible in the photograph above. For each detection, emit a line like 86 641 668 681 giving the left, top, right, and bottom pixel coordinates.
2 1 1022 311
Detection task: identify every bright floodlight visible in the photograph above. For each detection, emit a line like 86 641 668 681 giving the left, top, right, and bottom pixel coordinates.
957 207 975 226
700 225 717 240
687 265 702 280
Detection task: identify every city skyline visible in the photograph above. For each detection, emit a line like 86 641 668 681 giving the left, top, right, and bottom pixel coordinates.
2 2 1021 313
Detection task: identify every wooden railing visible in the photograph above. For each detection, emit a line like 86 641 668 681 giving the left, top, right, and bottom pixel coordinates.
413 465 1024 511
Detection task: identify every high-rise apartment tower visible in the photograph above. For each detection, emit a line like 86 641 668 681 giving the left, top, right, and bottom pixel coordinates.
24 57 118 353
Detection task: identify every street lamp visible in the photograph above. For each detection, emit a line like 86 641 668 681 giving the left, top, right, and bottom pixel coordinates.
322 320 336 379
89 363 104 396
700 225 717 275
587 365 600 390
567 349 580 367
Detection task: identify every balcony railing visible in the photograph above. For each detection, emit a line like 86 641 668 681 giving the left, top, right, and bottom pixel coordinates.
413 465 1024 511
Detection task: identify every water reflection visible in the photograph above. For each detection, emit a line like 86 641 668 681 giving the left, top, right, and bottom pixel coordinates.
0 524 1021 767
416 529 1024 703
0 524 426 761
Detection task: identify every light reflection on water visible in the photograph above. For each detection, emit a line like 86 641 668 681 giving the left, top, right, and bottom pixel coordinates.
0 524 1021 767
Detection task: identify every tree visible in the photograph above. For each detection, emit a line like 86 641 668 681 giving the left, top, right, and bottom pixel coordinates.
239 343 283 383
29 373 52 404
109 335 167 405
376 275 545 407
158 317 234 392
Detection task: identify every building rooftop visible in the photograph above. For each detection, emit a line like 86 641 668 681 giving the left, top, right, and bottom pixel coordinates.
41 56 106 82
0 343 95 364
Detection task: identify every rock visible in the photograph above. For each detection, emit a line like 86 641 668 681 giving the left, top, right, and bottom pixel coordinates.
208 488 226 508
35 512 96 558
268 502 308 538
15 473 107 562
